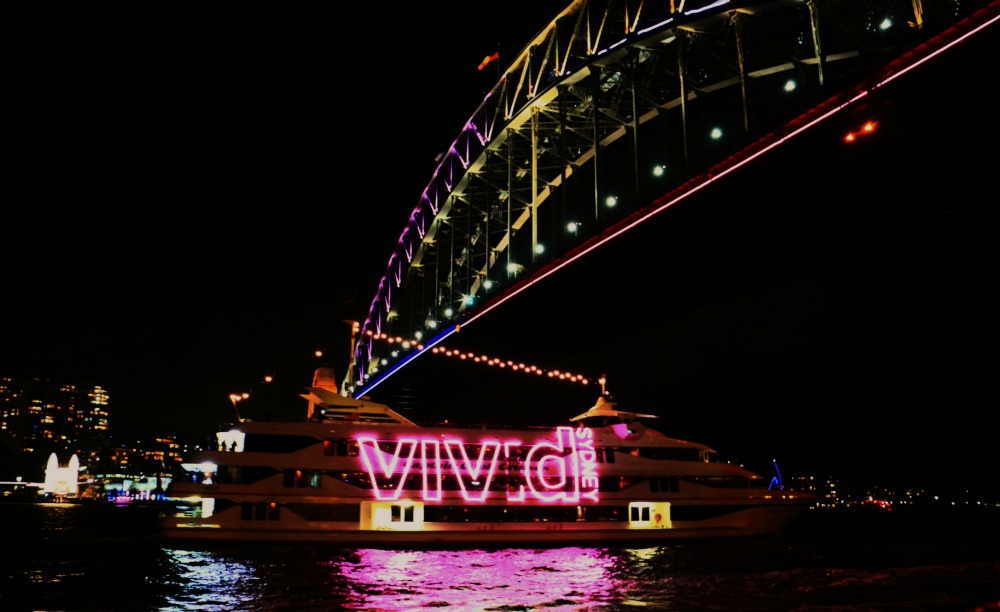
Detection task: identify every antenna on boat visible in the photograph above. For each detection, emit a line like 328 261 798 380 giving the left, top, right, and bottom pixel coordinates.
229 392 249 423
598 375 608 396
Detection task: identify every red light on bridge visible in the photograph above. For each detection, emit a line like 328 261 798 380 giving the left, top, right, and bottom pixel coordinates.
844 120 879 143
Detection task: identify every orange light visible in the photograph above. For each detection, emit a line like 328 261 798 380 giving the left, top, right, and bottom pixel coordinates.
845 120 877 143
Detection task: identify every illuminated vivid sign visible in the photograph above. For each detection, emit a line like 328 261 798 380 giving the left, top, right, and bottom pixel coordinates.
356 426 599 503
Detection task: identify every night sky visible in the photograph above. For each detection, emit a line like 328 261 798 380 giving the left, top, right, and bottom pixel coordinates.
3 5 998 495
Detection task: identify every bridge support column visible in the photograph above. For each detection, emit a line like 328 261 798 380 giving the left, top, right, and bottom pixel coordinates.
734 11 749 134
531 107 540 262
807 0 825 88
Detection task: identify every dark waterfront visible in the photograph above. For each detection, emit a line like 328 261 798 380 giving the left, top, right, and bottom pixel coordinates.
1 502 998 611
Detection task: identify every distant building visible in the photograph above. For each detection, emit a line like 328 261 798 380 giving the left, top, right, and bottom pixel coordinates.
0 376 109 461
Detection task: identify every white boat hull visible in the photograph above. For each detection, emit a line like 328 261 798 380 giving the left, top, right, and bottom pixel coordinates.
160 504 808 548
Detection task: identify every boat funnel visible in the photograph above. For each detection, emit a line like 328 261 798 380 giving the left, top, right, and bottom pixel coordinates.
307 366 339 421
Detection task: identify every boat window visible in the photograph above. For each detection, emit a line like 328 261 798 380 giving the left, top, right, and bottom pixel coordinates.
242 466 279 484
649 477 680 493
617 476 643 490
598 477 623 492
243 433 317 453
596 448 615 463
322 439 349 456
240 501 282 521
629 506 651 522
585 506 626 521
282 469 317 488
284 502 359 522
333 471 372 489
402 475 422 491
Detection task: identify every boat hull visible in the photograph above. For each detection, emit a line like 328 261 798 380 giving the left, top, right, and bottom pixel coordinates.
160 505 808 549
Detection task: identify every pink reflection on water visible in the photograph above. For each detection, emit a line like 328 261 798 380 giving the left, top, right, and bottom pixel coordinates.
331 547 627 609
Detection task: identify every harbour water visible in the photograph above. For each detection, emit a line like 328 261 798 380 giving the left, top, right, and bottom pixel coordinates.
2 501 999 611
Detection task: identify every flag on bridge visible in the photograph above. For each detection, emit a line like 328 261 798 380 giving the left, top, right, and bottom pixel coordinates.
478 51 500 71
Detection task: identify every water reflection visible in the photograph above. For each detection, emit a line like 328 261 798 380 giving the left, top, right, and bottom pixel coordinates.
163 549 260 611
160 546 666 610
7 503 997 610
334 547 626 609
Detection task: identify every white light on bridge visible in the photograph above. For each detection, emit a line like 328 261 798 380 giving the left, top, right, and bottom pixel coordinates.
784 79 796 92
710 127 723 140
605 196 618 208
652 165 666 177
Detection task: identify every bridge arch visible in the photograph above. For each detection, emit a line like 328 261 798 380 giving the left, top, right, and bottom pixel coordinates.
349 0 995 396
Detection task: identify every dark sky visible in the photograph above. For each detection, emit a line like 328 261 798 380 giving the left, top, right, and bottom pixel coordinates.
4 5 999 494
2 4 557 428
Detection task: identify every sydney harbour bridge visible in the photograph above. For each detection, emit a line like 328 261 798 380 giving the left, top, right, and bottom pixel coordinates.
343 0 1000 400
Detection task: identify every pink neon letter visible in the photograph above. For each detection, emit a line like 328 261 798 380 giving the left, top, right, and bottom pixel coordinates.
524 427 579 503
444 439 501 502
420 439 443 501
356 435 417 501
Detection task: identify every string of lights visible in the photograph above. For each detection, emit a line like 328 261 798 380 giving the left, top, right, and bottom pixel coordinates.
429 347 593 386
362 330 598 387
231 335 601 414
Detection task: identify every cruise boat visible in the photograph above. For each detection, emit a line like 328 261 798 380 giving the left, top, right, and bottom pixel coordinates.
161 369 814 547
